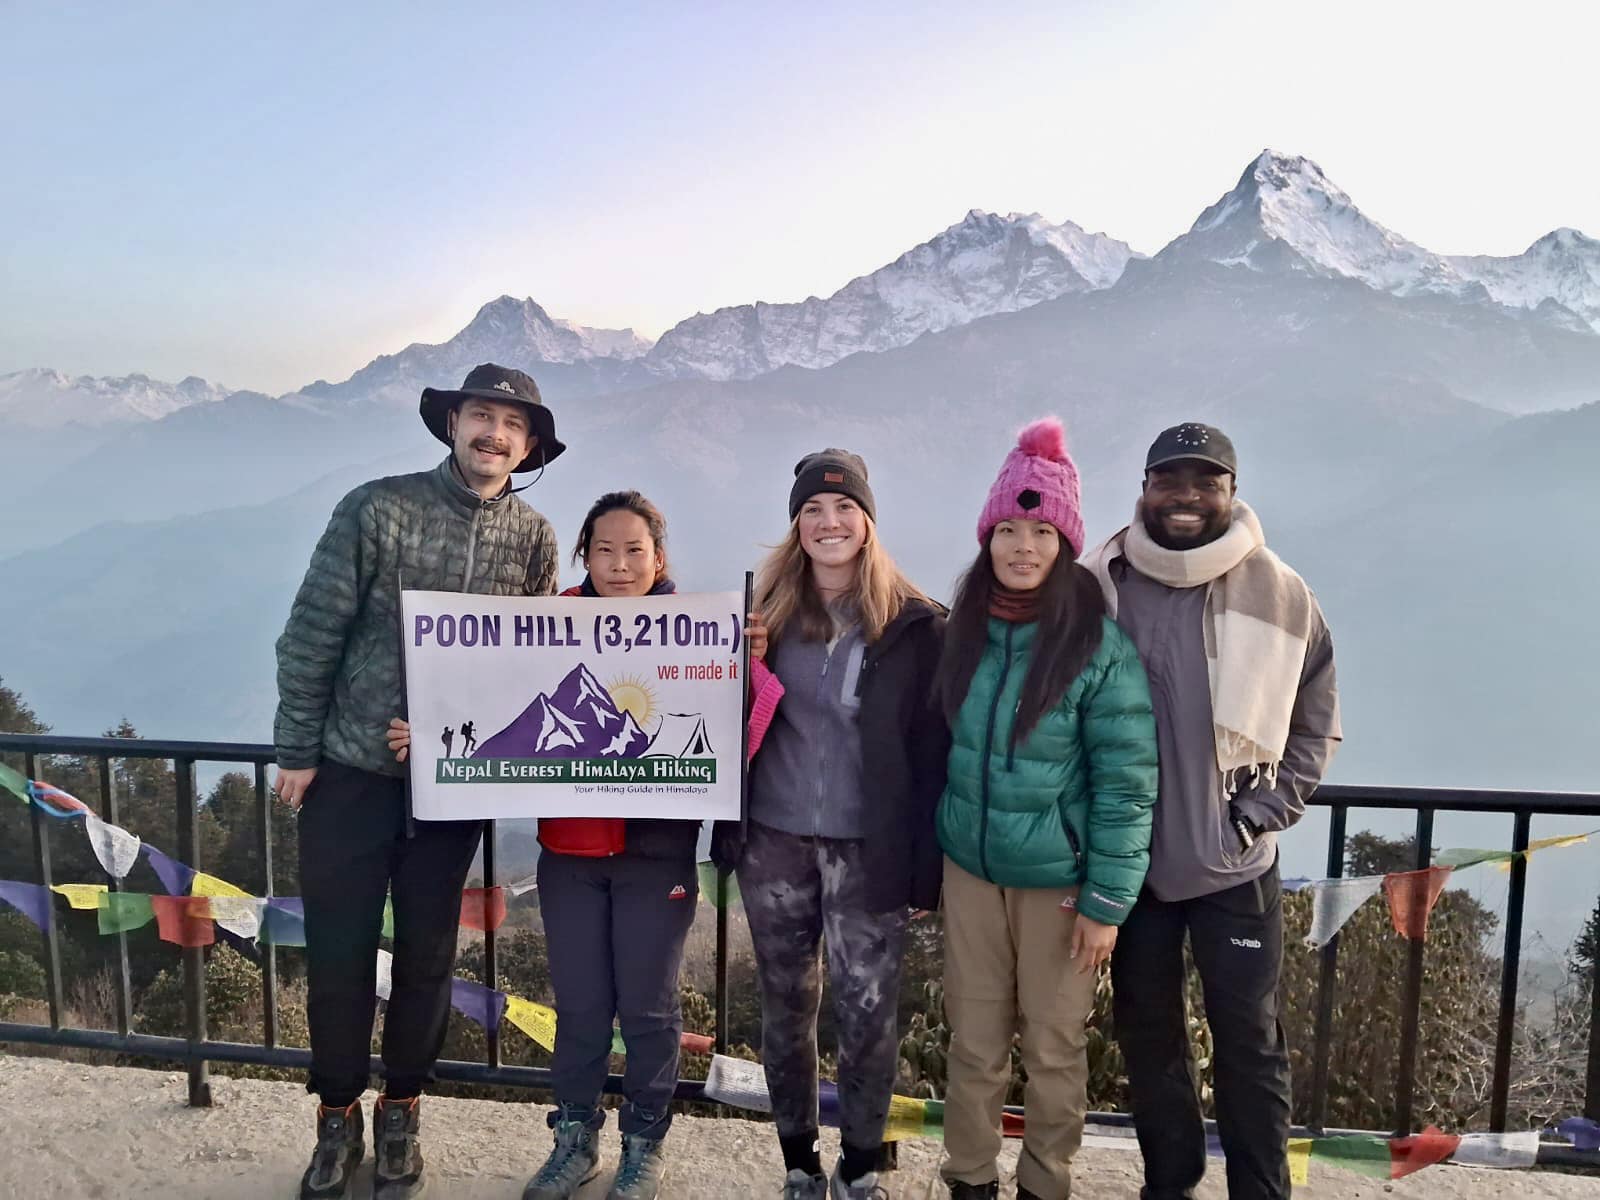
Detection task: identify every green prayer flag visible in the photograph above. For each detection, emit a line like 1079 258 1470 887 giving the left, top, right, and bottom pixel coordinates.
382 896 394 939
697 861 740 908
1434 847 1516 869
611 1027 626 1056
0 761 30 805
97 891 154 934
1309 1134 1397 1178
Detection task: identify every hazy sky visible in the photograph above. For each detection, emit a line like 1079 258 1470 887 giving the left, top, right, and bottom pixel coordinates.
4 0 1596 394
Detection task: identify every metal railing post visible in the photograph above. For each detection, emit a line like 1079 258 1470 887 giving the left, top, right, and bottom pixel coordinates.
102 756 134 1036
173 757 212 1107
714 869 730 1053
1489 811 1531 1130
1307 803 1348 1131
26 750 66 1029
254 762 279 1048
483 820 500 1069
1391 806 1434 1134
1588 918 1600 1121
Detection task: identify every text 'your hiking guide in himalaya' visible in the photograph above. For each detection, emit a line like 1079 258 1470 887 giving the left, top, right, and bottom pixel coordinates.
401 589 745 821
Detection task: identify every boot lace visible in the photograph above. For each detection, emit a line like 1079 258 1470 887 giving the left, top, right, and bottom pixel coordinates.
611 1137 660 1192
533 1123 592 1186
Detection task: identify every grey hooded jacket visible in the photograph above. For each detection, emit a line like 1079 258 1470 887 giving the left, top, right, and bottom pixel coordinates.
274 457 559 777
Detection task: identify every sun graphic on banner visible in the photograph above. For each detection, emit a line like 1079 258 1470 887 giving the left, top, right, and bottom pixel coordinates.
606 674 659 730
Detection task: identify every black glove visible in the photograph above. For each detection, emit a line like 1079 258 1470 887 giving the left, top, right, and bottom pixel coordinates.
1229 805 1263 852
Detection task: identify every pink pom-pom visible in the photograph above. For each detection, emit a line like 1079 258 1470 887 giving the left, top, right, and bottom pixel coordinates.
1015 417 1067 463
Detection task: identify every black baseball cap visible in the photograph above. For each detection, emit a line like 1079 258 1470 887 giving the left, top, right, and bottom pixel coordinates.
1145 423 1236 476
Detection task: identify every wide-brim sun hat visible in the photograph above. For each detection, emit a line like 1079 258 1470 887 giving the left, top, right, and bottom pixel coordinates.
419 363 566 472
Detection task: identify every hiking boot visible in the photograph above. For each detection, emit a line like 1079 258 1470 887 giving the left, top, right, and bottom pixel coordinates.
606 1132 668 1199
298 1100 363 1200
523 1107 603 1200
781 1169 828 1200
829 1165 889 1199
372 1095 426 1199
947 1183 999 1200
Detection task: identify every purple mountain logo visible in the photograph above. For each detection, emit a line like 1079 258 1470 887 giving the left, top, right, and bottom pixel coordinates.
474 664 650 759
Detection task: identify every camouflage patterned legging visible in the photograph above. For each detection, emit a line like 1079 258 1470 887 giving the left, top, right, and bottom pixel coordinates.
737 820 909 1150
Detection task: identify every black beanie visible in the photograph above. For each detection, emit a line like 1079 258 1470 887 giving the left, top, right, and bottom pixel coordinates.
788 448 876 522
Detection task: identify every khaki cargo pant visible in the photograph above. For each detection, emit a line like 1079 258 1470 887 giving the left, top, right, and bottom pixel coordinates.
940 857 1098 1200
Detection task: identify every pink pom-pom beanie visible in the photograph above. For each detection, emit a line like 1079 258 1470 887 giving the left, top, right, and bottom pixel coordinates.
976 417 1085 556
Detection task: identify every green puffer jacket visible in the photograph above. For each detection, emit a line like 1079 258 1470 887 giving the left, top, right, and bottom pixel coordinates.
274 458 559 777
936 615 1157 926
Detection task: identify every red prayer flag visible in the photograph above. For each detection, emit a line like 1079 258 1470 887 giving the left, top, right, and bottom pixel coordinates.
1382 866 1453 940
459 887 507 932
1390 1126 1461 1178
151 895 215 948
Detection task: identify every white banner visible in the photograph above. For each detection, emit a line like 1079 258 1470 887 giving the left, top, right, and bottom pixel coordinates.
402 589 746 821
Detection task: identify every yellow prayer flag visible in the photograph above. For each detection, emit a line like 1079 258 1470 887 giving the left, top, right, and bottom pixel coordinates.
190 872 254 899
1287 1138 1313 1185
504 995 558 1051
51 883 108 910
883 1094 927 1141
1497 831 1595 871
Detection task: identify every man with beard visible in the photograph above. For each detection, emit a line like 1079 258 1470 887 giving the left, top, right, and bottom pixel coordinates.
1083 423 1340 1200
273 364 562 1200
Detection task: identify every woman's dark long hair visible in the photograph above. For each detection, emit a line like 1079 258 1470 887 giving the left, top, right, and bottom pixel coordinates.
936 532 1106 746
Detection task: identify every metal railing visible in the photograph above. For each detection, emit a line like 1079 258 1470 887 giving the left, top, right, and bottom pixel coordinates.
1 733 1597 1168
1304 784 1600 1140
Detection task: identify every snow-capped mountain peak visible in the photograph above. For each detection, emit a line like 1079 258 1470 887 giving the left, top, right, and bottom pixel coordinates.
456 296 653 363
1173 149 1467 295
645 210 1142 381
293 295 653 407
0 367 233 430
1449 227 1600 332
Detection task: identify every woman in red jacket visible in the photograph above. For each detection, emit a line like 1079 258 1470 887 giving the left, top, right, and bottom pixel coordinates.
520 490 701 1200
390 491 776 1200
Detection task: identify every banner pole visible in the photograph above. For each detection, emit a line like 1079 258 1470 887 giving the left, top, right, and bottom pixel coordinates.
715 571 753 1053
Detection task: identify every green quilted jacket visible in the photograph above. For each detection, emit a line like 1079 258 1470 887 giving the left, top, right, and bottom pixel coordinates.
274 457 559 777
936 615 1158 925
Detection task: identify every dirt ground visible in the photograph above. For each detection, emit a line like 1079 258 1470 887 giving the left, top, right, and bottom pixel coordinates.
0 1055 1593 1198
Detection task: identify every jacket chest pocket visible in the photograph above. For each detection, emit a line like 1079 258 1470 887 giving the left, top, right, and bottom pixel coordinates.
837 642 867 712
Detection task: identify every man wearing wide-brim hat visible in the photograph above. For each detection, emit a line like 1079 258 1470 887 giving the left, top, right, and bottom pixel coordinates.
273 363 563 1200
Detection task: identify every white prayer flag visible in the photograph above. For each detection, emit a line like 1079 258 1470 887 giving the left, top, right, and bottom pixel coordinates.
701 1054 772 1113
84 813 142 879
376 949 394 1001
1304 876 1386 948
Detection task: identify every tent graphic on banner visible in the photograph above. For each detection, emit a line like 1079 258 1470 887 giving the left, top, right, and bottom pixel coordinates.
645 713 714 759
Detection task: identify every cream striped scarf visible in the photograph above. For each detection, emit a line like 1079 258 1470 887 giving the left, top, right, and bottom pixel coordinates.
1083 500 1313 794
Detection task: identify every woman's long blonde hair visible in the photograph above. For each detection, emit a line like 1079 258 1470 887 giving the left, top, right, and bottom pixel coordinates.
755 513 929 645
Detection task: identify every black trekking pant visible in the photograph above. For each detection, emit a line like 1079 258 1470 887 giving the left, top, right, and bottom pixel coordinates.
538 849 699 1135
1111 863 1292 1200
298 759 484 1107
